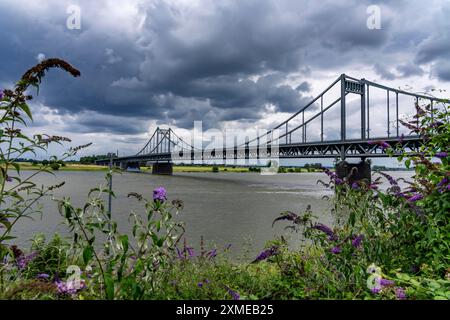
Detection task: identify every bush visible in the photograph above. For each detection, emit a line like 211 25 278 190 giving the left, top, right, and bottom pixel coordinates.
50 162 60 170
212 166 219 172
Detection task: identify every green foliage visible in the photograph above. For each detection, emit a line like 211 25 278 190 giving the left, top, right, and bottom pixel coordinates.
0 59 88 260
79 154 111 164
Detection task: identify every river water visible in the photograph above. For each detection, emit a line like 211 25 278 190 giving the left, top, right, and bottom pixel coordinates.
10 170 412 257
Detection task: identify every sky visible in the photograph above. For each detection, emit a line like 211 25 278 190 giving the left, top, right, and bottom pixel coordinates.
0 0 449 165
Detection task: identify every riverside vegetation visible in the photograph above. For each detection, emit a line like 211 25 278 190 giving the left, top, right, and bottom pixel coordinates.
0 60 449 300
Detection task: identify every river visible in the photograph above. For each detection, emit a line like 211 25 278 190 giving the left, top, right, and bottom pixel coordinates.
9 170 413 257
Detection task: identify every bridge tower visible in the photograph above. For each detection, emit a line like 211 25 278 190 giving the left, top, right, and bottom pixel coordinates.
336 74 371 183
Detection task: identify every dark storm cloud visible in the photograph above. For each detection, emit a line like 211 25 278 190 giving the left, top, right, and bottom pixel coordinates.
0 0 448 137
374 63 396 80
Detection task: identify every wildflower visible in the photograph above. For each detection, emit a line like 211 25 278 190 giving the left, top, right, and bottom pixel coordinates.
224 285 240 300
36 273 50 280
368 140 391 150
16 251 38 270
395 287 407 300
430 121 443 129
330 246 341 254
0 90 3 100
176 247 184 260
378 172 398 186
272 211 299 226
311 223 338 241
153 186 167 202
334 177 344 185
435 151 448 159
5 175 12 182
252 245 279 263
351 234 364 248
206 249 217 258
371 287 380 294
378 278 394 287
368 184 379 190
185 246 195 258
55 279 86 295
351 182 359 190
407 193 423 202
198 282 203 288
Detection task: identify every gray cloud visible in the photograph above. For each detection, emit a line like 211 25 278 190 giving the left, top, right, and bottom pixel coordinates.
0 0 448 147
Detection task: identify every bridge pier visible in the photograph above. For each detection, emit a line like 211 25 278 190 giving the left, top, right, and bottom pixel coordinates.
119 161 141 172
335 159 371 184
152 162 173 175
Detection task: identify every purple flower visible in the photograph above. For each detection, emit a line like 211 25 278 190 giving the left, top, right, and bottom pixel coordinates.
252 246 279 263
185 246 195 258
0 90 3 100
206 249 217 258
371 287 380 294
379 278 394 287
197 282 203 288
351 182 359 190
55 279 86 295
36 273 50 280
368 140 391 150
16 251 38 270
224 285 240 300
378 172 398 186
395 287 407 300
435 152 448 159
330 246 341 254
430 121 443 129
312 223 338 241
176 247 184 260
153 186 167 202
272 211 299 226
407 193 423 202
334 177 344 185
437 177 448 188
369 184 379 190
6 175 12 182
351 234 364 248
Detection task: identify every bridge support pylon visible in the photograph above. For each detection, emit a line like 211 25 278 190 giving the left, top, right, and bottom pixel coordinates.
335 158 371 184
152 162 173 175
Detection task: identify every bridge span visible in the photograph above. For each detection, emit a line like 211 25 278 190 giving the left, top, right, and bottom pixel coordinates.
96 74 443 182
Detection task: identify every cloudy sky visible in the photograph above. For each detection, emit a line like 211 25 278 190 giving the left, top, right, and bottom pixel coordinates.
0 0 449 161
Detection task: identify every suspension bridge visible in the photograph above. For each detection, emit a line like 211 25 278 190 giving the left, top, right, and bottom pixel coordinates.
96 74 441 180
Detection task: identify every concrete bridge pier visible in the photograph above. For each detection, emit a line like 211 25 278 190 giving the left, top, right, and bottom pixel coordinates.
335 158 371 184
120 161 141 172
152 162 173 175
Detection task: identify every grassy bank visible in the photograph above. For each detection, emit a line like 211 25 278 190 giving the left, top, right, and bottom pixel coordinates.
17 162 108 171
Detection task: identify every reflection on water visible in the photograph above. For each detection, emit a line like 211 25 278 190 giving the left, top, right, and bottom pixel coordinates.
10 170 412 256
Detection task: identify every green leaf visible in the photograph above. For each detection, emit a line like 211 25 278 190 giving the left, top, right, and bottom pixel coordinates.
405 159 411 168
18 103 33 120
105 274 115 300
120 235 129 253
83 245 94 265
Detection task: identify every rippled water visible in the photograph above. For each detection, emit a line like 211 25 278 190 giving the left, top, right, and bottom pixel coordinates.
9 170 412 256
